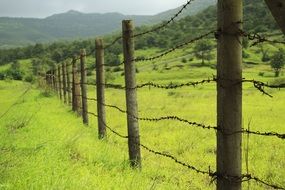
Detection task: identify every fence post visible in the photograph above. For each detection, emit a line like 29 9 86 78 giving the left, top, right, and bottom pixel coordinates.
80 49 89 125
52 69 57 92
50 70 54 90
62 62 67 104
57 65 62 100
39 72 45 88
217 0 243 190
47 70 51 89
66 62 72 105
72 57 81 115
45 71 48 87
122 20 141 169
48 70 52 88
95 38 107 139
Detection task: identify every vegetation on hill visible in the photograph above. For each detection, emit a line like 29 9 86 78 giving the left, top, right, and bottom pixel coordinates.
0 57 284 189
0 0 283 80
0 0 215 49
0 1 285 188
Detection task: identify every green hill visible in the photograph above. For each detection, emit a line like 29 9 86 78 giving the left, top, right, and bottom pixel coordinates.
0 0 282 68
0 0 216 49
133 0 280 50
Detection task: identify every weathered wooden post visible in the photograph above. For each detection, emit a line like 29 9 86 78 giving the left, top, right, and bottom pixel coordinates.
122 20 141 168
52 69 57 92
51 70 54 90
217 0 243 190
80 49 89 125
48 70 53 89
95 38 107 139
66 62 72 105
62 62 67 104
39 72 44 88
57 65 62 100
72 57 81 115
45 71 49 87
49 70 53 87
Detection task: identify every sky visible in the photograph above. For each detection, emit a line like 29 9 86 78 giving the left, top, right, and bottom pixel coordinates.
0 0 187 18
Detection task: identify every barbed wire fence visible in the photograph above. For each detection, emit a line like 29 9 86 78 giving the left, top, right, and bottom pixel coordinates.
38 0 285 189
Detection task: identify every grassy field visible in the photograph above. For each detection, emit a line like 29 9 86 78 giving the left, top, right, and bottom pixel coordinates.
0 45 285 190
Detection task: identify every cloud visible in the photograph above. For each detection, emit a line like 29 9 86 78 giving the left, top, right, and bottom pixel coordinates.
0 0 186 18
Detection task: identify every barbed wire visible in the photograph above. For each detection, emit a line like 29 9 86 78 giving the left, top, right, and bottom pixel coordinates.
45 73 285 100
134 78 216 89
238 29 285 46
104 36 123 50
132 0 195 38
141 143 283 189
45 72 285 189
103 78 216 90
100 121 284 189
85 110 130 138
80 98 284 140
239 130 284 139
215 22 285 47
45 63 285 140
67 77 217 90
92 101 217 131
133 30 215 63
0 85 32 120
245 175 285 190
242 79 285 98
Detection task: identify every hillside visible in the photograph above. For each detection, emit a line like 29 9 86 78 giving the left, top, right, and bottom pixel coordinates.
1 52 285 189
1 0 285 188
133 0 280 50
0 0 215 49
0 0 282 68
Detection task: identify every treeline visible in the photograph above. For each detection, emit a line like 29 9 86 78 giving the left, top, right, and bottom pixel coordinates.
0 0 279 69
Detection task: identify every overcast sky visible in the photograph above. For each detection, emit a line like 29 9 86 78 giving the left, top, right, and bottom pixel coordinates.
0 0 187 18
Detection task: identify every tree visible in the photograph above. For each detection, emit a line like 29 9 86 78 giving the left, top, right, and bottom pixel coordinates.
271 49 285 77
260 45 270 62
6 60 23 80
105 53 120 66
32 57 55 76
31 58 42 75
193 40 213 64
32 43 45 56
51 50 63 63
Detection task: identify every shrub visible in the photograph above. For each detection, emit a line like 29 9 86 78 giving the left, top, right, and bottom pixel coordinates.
152 64 158 71
181 58 187 63
112 66 123 72
242 50 250 58
0 72 5 80
87 69 93 76
105 72 115 82
188 57 194 62
6 69 23 80
258 72 264 77
271 49 285 77
24 75 35 83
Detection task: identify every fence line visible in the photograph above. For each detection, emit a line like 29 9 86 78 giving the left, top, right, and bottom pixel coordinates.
133 30 216 63
46 74 285 141
0 85 32 119
37 0 285 189
132 0 195 38
83 108 285 190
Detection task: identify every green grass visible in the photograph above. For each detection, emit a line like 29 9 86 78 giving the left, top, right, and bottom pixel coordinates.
0 41 285 189
0 52 285 190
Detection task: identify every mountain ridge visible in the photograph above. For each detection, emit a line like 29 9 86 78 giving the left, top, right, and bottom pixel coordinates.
0 0 216 48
